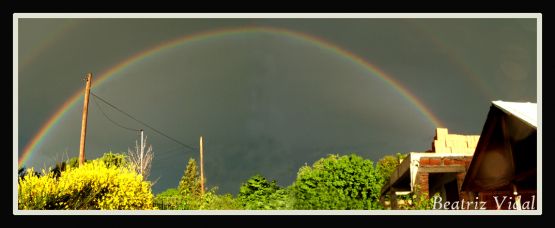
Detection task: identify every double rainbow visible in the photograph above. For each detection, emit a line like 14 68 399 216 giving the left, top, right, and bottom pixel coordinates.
19 26 443 167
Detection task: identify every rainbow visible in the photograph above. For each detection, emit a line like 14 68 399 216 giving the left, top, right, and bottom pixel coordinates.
406 21 492 100
19 26 444 167
20 20 79 70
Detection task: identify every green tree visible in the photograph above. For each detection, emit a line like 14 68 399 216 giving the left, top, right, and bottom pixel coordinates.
174 158 230 210
290 154 383 209
178 158 202 197
156 158 244 210
238 174 288 210
98 151 129 168
376 153 404 184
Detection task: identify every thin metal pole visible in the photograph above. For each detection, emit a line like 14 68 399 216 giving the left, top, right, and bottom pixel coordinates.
140 129 144 176
200 136 204 196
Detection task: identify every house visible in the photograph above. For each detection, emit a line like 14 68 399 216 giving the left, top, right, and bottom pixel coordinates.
460 101 538 210
381 128 480 209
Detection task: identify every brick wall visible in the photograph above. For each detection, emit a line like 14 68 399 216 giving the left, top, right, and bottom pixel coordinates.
417 156 474 198
419 157 472 167
415 172 429 196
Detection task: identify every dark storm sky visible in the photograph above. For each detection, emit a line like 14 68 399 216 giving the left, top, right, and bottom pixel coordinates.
17 17 537 194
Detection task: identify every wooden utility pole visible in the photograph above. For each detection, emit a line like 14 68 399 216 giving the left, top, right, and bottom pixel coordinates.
200 136 205 196
79 73 92 166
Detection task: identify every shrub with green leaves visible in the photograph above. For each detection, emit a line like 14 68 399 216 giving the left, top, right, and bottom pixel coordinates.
395 187 437 210
376 154 403 184
200 190 243 210
154 158 242 210
98 152 129 168
154 188 185 210
155 187 243 210
290 154 384 209
238 174 289 210
18 158 154 210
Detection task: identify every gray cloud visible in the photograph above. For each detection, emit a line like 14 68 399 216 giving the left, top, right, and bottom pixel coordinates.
17 18 537 194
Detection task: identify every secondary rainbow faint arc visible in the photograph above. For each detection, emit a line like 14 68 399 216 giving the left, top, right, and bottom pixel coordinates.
19 26 444 167
405 21 492 100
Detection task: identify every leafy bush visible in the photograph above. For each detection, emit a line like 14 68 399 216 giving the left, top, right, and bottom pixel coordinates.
18 159 154 210
155 188 243 210
238 174 289 210
201 190 243 210
154 188 186 210
395 187 438 210
98 152 129 169
155 158 243 210
290 154 384 209
376 154 403 184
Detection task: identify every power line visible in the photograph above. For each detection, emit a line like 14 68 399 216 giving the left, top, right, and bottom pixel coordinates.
90 92 197 152
93 93 192 157
93 93 191 159
91 94 141 132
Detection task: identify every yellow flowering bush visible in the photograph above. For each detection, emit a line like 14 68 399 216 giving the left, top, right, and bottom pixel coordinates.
18 168 59 209
18 160 154 210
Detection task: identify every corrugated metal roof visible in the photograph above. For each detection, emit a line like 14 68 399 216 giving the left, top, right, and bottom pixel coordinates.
492 100 537 128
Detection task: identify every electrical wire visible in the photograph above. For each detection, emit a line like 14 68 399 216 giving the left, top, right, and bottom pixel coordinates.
91 94 141 132
90 92 197 152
